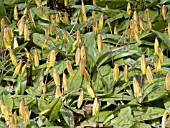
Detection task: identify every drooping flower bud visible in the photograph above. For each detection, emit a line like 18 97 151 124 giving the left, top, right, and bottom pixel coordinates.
3 106 10 126
13 61 22 77
81 45 86 59
21 64 27 76
146 66 153 84
87 84 95 98
53 68 60 86
13 37 19 49
114 26 118 35
55 13 60 24
13 111 17 124
83 68 91 82
66 59 74 76
34 49 39 67
24 48 32 62
138 16 144 31
155 59 162 74
133 77 142 98
145 8 149 21
157 47 164 64
97 34 103 53
77 90 84 108
3 36 11 49
14 6 18 20
42 83 46 94
75 47 81 66
113 64 119 82
19 100 25 119
127 2 131 17
92 97 99 116
64 11 69 25
165 71 170 90
45 27 50 40
55 86 62 98
64 0 68 6
24 106 30 125
24 24 30 41
49 50 56 67
18 17 24 36
62 72 68 91
168 23 170 38
98 14 104 30
162 110 168 128
141 55 146 75
80 56 85 76
133 11 138 22
124 65 129 82
154 38 159 55
161 5 166 20
147 18 152 30
134 29 141 43
10 50 18 66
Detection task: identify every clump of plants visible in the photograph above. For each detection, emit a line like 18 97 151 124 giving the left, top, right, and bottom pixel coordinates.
0 0 170 127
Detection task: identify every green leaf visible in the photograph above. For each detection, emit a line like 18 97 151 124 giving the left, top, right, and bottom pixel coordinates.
3 92 13 109
49 97 62 121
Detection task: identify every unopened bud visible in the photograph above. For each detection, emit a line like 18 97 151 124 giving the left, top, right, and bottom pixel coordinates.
165 71 170 90
62 72 68 91
24 106 30 125
34 49 39 67
53 68 60 86
45 27 50 39
133 77 142 98
127 2 131 17
162 110 168 128
3 106 10 125
13 111 17 124
21 64 27 76
42 39 48 50
3 36 11 49
10 50 18 66
80 56 85 76
81 45 86 59
133 11 138 22
168 23 170 38
55 86 62 98
55 14 60 24
19 100 25 119
141 55 146 75
42 83 46 94
24 48 32 62
87 84 95 98
34 0 40 7
18 17 24 36
97 34 103 53
145 8 149 21
124 65 129 82
139 16 144 30
114 26 118 35
77 30 81 41
14 6 18 20
147 18 152 30
155 59 162 74
49 50 56 67
146 66 153 84
113 63 119 82
66 59 74 76
92 97 99 116
161 5 166 20
98 14 104 30
81 1 86 15
64 0 68 7
13 61 22 77
77 90 84 108
83 68 91 82
28 10 36 27
75 47 81 66
64 11 69 25
134 29 141 43
154 38 159 55
62 31 67 43
92 11 96 23
158 47 164 64
13 37 19 49
24 24 30 41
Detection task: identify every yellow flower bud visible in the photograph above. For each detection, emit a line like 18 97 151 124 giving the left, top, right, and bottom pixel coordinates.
81 45 86 59
87 84 95 98
162 110 168 128
10 50 18 66
42 39 48 50
92 11 96 23
92 97 99 116
83 68 91 82
34 0 40 7
113 64 119 82
114 26 118 35
75 47 81 66
77 30 81 41
145 8 149 21
127 2 131 17
24 24 30 41
0 100 4 114
155 59 162 74
55 86 62 98
19 100 25 119
18 17 24 36
124 65 128 82
133 11 138 22
13 61 22 77
21 64 27 76
97 34 103 53
62 72 68 91
161 5 166 20
54 35 59 44
45 27 50 40
133 77 142 98
13 111 17 124
3 36 11 49
98 14 104 30
62 31 67 43
158 47 164 64
141 55 146 75
55 13 60 24
24 106 30 125
80 56 85 76
28 10 36 27
165 71 170 90
77 90 84 108
64 11 69 25
105 4 109 10
13 37 18 49
24 48 32 62
3 106 10 125
81 1 86 15
133 29 140 43
64 0 68 7
53 68 60 86
1 18 5 28
66 59 74 76
154 38 159 55
48 50 56 67
146 66 153 84
147 18 152 30
34 49 39 67
14 6 18 20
